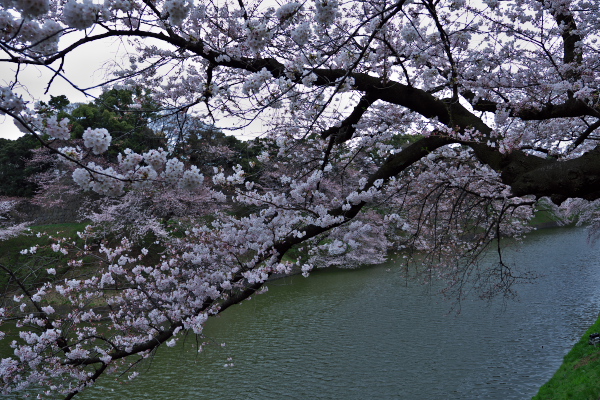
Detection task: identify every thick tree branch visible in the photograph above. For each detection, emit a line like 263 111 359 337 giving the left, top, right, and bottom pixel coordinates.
465 92 600 120
517 98 600 120
320 93 378 143
539 0 583 67
571 119 600 150
502 146 600 202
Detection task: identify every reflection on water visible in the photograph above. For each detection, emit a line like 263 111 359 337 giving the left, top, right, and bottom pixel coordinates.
15 228 600 399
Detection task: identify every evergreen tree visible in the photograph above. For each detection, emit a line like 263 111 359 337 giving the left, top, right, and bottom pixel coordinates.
0 134 46 197
68 88 164 155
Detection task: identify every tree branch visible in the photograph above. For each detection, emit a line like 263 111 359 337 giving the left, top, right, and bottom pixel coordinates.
320 93 378 144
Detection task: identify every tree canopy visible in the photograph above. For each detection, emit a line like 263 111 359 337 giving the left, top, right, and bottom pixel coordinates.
0 90 164 199
1 0 600 397
0 134 45 197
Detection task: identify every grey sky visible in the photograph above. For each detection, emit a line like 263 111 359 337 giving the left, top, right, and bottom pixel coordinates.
0 38 129 139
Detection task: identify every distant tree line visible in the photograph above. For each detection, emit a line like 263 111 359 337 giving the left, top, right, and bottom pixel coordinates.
0 88 263 198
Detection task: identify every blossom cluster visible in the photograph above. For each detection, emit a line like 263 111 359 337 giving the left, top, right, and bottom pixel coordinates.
118 149 144 171
82 128 112 155
291 21 312 45
143 148 169 171
14 18 61 54
73 162 125 196
11 0 49 18
56 146 82 164
245 20 272 53
106 0 133 12
63 0 103 30
314 0 339 25
162 0 190 26
180 165 204 189
45 115 70 140
0 88 26 116
242 68 273 94
276 2 302 23
71 146 204 196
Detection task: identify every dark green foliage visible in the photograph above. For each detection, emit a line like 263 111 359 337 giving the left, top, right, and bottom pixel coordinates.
3 89 271 200
0 134 46 197
39 90 163 153
0 93 72 198
36 94 71 119
176 126 266 180
67 88 164 156
0 89 163 197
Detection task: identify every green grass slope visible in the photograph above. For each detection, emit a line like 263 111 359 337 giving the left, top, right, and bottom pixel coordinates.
533 315 600 400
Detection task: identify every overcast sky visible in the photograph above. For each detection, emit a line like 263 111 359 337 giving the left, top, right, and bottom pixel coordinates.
0 37 130 140
0 38 269 142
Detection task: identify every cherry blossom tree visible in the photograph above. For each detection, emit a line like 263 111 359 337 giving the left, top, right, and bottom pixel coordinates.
1 0 600 397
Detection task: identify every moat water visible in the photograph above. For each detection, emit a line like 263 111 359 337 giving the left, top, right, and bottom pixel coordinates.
15 227 600 399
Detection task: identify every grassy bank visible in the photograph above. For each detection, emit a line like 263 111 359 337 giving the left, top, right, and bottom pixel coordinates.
0 222 89 290
532 314 600 400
